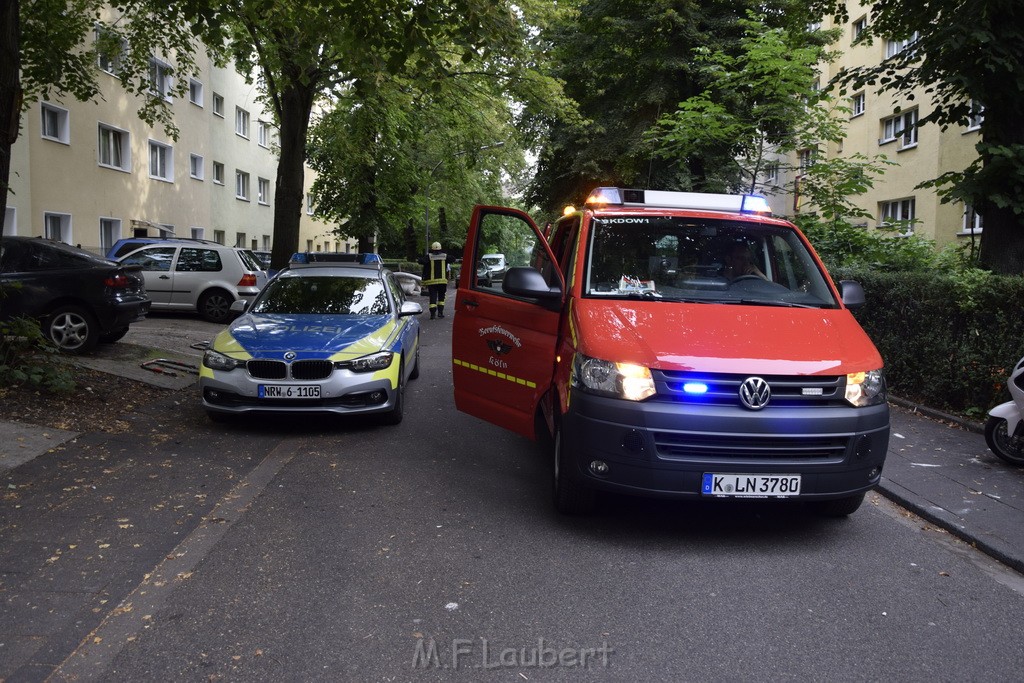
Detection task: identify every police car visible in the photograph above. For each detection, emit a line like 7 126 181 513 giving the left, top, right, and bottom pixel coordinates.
200 263 422 424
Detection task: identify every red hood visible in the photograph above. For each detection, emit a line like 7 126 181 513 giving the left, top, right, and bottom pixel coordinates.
572 298 882 375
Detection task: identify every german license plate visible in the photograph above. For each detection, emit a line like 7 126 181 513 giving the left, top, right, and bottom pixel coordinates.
702 473 801 498
258 384 321 399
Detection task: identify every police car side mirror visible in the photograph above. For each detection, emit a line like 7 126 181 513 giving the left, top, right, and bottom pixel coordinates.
502 267 562 300
399 301 423 317
838 280 866 310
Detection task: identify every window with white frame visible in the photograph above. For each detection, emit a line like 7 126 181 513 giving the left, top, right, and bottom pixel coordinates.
306 194 314 215
851 92 866 117
40 103 70 143
235 107 250 138
214 229 225 244
190 153 204 180
879 198 916 232
852 16 868 42
191 226 205 239
189 78 204 107
258 177 270 205
764 162 779 184
94 27 125 74
257 120 269 147
885 32 919 58
967 100 985 131
212 161 225 185
262 235 271 250
4 207 17 236
798 148 815 173
149 140 174 181
306 240 314 252
235 232 246 248
212 93 224 117
149 58 173 100
100 218 121 252
881 109 918 148
235 170 250 200
961 204 983 234
98 123 130 171
44 212 72 243
251 238 258 250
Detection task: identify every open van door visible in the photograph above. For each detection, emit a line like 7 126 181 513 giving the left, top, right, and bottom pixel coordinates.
452 206 564 439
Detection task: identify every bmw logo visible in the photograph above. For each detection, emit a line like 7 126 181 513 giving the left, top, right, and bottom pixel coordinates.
284 351 296 361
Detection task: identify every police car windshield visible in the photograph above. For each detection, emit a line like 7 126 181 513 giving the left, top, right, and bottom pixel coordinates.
583 216 838 308
251 275 391 315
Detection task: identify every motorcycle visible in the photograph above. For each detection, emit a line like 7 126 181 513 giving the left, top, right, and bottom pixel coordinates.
985 355 1024 466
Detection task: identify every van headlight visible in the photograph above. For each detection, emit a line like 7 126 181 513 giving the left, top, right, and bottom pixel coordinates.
845 369 886 407
203 350 245 371
572 353 655 401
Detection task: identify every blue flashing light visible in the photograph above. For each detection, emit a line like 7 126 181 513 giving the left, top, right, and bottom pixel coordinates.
682 382 709 395
740 194 772 215
586 187 623 206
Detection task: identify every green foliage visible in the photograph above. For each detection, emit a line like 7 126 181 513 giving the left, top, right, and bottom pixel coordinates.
0 317 75 393
832 268 1024 414
799 215 936 272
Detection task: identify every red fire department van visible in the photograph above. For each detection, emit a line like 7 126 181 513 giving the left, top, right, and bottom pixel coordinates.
452 187 890 515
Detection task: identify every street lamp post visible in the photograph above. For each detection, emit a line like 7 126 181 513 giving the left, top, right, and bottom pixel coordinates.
424 142 504 254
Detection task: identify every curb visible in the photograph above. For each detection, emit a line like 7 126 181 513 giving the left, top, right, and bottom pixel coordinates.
888 395 985 434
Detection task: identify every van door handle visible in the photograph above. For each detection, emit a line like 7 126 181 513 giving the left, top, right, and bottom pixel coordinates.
463 299 479 308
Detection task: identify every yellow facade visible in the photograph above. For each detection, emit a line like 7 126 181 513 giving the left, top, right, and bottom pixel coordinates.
767 3 983 248
4 33 349 257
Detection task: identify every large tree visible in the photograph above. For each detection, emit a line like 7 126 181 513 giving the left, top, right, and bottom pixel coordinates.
523 0 821 215
812 0 1024 274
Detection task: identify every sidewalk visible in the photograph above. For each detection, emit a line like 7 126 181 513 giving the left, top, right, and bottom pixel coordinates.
882 399 1024 573
3 359 1024 573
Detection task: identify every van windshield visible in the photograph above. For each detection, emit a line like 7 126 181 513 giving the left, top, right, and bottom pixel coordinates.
583 216 838 308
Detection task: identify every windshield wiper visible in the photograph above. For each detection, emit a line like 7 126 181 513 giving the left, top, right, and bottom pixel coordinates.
736 299 821 309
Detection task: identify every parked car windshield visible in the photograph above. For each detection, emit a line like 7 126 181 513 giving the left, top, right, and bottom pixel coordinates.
251 275 391 315
583 216 838 308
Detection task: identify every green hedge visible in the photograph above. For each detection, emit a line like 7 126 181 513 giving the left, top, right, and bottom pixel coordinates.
833 267 1024 416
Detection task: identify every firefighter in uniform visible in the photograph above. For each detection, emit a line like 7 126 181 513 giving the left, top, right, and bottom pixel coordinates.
420 242 450 319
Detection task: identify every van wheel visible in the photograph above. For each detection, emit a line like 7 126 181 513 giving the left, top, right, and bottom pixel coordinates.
809 492 865 517
45 305 99 354
198 289 233 323
552 423 595 515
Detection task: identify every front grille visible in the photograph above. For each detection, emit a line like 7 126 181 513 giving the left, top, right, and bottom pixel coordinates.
291 360 334 380
655 370 845 408
244 359 335 381
653 432 849 461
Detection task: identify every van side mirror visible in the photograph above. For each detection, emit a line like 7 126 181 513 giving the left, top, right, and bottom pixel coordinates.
502 267 562 301
838 280 866 310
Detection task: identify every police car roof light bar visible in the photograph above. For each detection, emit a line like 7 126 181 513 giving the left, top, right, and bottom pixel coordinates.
586 187 772 215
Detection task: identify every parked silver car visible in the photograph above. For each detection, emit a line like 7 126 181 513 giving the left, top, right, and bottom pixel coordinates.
117 242 268 322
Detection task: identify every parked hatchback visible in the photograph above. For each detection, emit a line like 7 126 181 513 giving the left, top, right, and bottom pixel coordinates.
117 242 268 323
0 236 150 353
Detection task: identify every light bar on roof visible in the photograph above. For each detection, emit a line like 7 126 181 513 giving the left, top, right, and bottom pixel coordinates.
585 186 772 215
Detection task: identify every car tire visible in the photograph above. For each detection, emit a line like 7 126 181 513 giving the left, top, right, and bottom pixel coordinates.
809 492 866 517
99 326 130 344
198 289 233 323
44 305 100 354
381 364 405 425
552 422 596 515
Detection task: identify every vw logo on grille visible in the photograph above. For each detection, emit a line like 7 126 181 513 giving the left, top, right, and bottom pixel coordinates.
284 351 296 361
739 377 771 410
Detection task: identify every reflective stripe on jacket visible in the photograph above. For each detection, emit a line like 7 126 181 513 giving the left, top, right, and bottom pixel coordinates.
422 253 448 286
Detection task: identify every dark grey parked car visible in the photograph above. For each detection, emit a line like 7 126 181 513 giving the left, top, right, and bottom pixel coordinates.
0 237 151 353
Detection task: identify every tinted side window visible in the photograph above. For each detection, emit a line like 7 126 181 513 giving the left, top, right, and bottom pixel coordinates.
0 242 26 271
113 241 147 258
121 246 176 271
387 272 406 307
177 248 222 272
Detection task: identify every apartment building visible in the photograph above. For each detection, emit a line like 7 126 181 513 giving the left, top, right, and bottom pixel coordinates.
764 5 984 248
3 30 349 258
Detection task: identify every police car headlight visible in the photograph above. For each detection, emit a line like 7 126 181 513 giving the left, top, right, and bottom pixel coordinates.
573 353 655 401
203 350 245 372
845 369 886 407
337 351 394 373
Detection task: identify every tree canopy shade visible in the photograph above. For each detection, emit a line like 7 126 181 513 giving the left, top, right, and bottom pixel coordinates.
811 0 1024 274
522 0 822 217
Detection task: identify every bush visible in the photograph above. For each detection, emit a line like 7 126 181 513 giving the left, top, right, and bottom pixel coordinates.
0 316 76 393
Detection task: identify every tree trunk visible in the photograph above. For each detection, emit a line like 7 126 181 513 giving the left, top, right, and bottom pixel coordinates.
977 112 1024 275
269 82 316 271
0 0 22 238
978 204 1024 275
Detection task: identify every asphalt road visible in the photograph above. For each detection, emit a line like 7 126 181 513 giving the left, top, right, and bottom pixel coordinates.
3 310 1024 681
